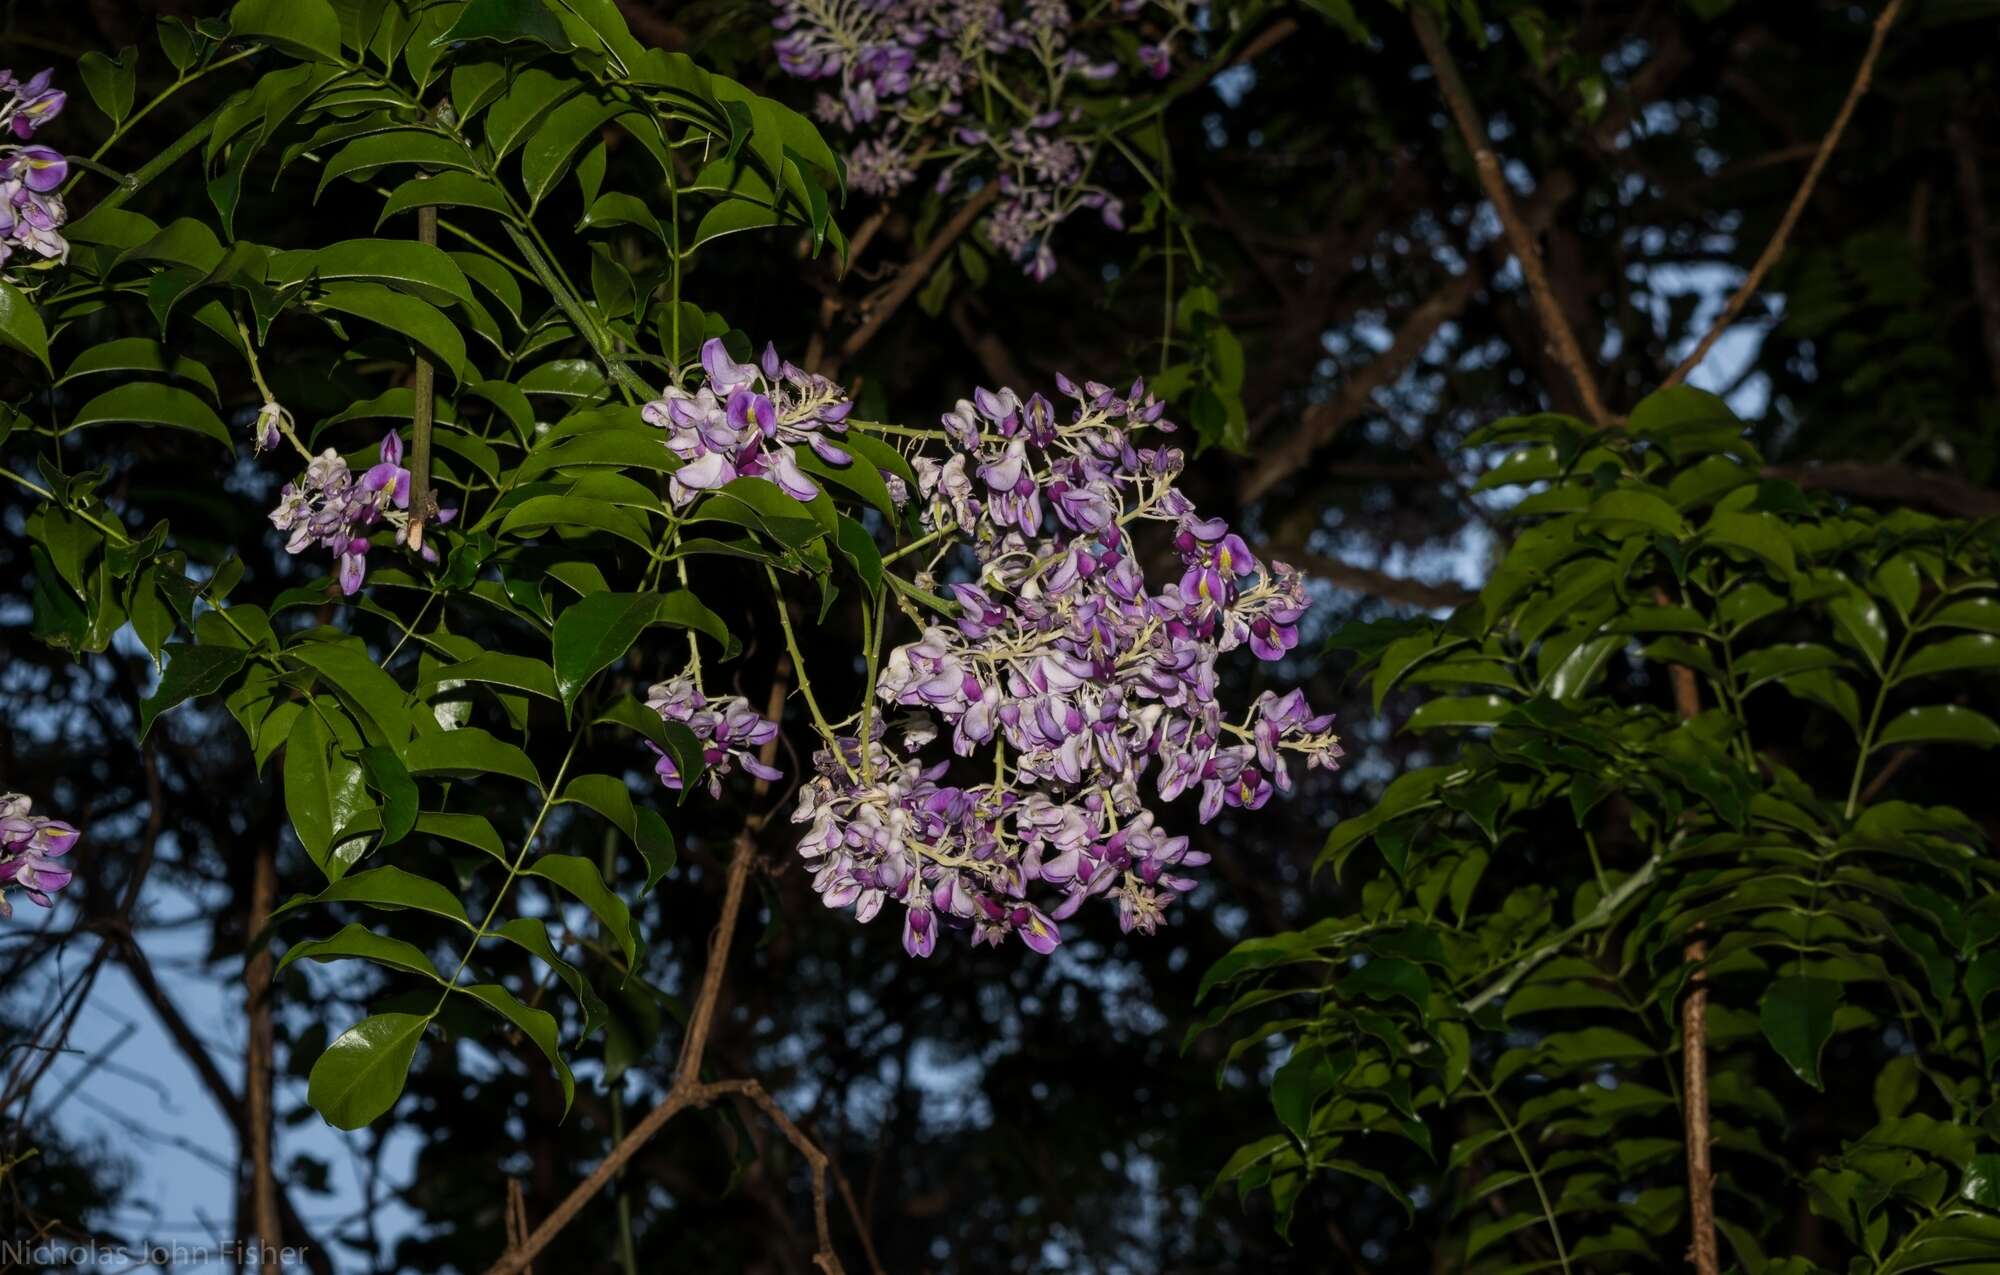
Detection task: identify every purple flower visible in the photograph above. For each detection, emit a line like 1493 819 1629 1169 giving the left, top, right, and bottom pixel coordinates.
646 675 782 799
646 338 858 508
0 792 79 917
0 70 68 267
266 432 436 594
787 371 1339 958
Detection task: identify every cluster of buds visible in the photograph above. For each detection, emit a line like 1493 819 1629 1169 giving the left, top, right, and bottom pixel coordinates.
768 0 1206 279
1 793 78 918
645 675 782 799
643 339 856 506
786 374 1341 956
267 433 453 595
0 69 69 267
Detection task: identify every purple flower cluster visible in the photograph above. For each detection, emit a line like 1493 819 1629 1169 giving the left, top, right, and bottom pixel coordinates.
1 792 78 918
789 375 1342 956
643 338 855 506
0 69 69 267
268 433 453 594
768 1 1206 278
646 675 783 798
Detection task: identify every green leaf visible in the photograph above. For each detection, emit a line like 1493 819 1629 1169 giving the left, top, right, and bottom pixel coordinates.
278 922 444 982
1581 489 1688 538
526 853 636 967
1964 1154 2000 1210
284 707 371 879
420 652 560 702
1736 643 1846 693
279 238 476 309
1404 695 1510 731
311 283 468 383
139 644 248 738
550 591 729 715
515 430 677 482
691 197 789 249
594 694 706 793
278 863 472 927
359 746 418 845
434 0 576 49
1702 511 1795 577
1929 597 2000 635
58 336 217 398
402 728 544 791
1270 1045 1335 1142
1828 586 1888 672
1897 634 2000 683
1759 975 1840 1089
78 46 139 125
414 811 507 862
458 983 574 1111
317 130 479 198
0 278 52 373
66 383 230 446
232 0 345 62
1628 385 1745 460
285 640 414 747
520 93 620 211
1874 705 2000 751
496 494 649 548
377 170 514 226
550 591 660 716
307 1012 429 1129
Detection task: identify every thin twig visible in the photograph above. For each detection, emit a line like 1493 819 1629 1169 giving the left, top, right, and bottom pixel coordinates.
245 839 282 1266
834 184 1000 371
1663 0 1905 388
1411 7 1609 426
1661 604 1717 1275
405 202 440 550
483 665 880 1275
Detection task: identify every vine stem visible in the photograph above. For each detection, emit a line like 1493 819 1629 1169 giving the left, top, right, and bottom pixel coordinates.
1410 6 1609 427
406 202 440 549
765 563 859 782
1662 0 1906 388
1467 1074 1572 1275
481 672 883 1275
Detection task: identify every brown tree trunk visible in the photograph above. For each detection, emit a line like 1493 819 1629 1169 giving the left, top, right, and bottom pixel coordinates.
245 840 282 1266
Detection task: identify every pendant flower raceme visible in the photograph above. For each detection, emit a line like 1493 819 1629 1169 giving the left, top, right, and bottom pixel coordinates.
789 374 1341 956
642 339 856 506
646 675 783 798
267 432 454 595
0 68 69 267
0 792 79 918
768 1 1207 279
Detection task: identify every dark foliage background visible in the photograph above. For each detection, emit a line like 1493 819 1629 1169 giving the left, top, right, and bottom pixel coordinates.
2 0 1996 1271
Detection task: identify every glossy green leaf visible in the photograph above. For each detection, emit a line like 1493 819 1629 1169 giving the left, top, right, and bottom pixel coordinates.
138 643 248 738
66 383 229 446
284 707 371 879
1758 975 1840 1089
278 864 471 929
1897 633 2000 683
1874 705 2000 751
307 1012 429 1129
278 922 444 982
401 728 543 792
0 278 50 374
232 0 345 61
359 746 418 845
526 853 636 967
421 652 559 702
311 283 468 383
434 0 575 49
458 983 574 1111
